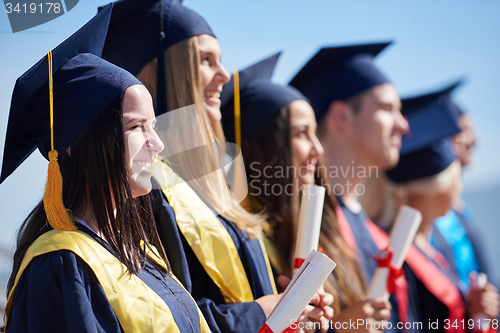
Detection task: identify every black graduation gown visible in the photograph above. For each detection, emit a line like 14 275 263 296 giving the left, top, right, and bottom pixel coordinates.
7 224 203 333
151 184 275 333
407 245 467 333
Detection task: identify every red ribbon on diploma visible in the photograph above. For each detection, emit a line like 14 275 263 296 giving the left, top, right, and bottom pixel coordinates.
258 323 299 333
293 258 305 269
294 248 323 269
372 247 404 294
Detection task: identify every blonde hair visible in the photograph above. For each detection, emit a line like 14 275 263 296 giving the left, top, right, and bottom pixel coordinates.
137 36 265 238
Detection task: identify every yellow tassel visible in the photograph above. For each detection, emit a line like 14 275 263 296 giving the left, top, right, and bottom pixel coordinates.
43 150 76 231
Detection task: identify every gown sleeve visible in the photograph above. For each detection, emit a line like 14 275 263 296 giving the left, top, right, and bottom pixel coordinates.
183 229 267 333
7 250 122 333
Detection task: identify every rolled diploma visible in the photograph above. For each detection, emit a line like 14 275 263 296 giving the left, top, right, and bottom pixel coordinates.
367 205 422 299
293 185 326 275
266 250 336 333
471 273 489 331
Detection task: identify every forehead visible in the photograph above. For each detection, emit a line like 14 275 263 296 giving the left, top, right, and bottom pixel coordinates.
289 100 316 125
365 83 401 108
122 85 155 120
197 34 221 53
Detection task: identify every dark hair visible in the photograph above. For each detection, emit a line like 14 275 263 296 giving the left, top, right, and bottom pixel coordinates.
6 91 169 297
243 106 296 276
243 102 366 311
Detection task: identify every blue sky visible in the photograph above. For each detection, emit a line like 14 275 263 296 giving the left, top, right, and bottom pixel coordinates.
0 0 499 250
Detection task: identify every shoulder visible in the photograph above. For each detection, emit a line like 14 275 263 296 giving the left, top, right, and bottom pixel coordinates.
8 250 121 332
15 250 97 298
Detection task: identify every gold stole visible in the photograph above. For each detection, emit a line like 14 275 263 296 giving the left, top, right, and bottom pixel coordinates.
5 230 211 333
152 160 277 304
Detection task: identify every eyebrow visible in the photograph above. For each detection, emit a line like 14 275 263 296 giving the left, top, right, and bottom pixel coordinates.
379 102 400 109
291 119 310 128
124 117 148 125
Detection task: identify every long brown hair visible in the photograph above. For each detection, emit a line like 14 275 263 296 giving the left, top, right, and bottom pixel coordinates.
137 36 266 238
243 103 366 312
6 92 168 297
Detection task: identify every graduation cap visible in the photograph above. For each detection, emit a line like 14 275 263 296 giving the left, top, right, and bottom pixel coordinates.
0 3 142 230
399 79 463 155
220 52 308 146
385 80 463 183
102 0 214 76
101 0 215 116
289 42 392 122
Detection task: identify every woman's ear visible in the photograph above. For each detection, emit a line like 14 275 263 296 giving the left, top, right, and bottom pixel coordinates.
66 146 71 156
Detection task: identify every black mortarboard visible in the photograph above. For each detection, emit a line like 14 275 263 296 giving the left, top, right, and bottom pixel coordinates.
220 52 308 145
289 42 392 122
101 0 215 76
0 3 142 184
385 81 463 183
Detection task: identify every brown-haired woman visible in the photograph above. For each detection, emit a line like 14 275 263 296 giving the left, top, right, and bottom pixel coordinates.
220 53 392 333
2 5 211 332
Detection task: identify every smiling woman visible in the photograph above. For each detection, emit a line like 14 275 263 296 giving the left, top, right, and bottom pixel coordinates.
1 5 211 333
122 85 164 197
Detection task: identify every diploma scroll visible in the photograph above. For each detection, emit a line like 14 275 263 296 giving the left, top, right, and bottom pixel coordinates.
471 273 490 332
259 250 336 333
293 185 326 275
367 205 422 299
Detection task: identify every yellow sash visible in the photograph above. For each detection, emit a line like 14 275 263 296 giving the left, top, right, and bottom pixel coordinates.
153 160 276 304
5 230 211 333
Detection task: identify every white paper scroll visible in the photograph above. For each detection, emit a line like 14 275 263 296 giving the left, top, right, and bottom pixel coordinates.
367 205 422 299
264 250 336 333
293 185 326 276
471 272 490 331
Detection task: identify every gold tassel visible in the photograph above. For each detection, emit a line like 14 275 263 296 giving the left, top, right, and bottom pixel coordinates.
43 150 75 230
42 51 76 231
233 70 241 149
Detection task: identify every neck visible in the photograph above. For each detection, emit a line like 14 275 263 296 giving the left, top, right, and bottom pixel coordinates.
408 196 439 255
74 205 114 239
321 134 369 211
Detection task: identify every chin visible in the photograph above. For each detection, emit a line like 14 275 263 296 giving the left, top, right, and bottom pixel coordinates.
299 175 316 188
131 176 153 198
377 148 400 170
204 103 222 123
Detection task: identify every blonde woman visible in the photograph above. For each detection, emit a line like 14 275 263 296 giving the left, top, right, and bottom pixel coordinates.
385 87 499 332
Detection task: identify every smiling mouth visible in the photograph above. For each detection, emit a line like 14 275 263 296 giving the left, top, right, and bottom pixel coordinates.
390 134 402 148
205 92 220 98
304 160 317 172
133 160 153 169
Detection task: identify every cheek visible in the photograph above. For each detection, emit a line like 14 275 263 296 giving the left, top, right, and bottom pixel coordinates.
199 66 212 90
376 112 394 135
291 139 307 164
125 132 145 161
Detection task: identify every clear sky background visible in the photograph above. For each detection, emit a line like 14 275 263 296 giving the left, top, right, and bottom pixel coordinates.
0 0 499 282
